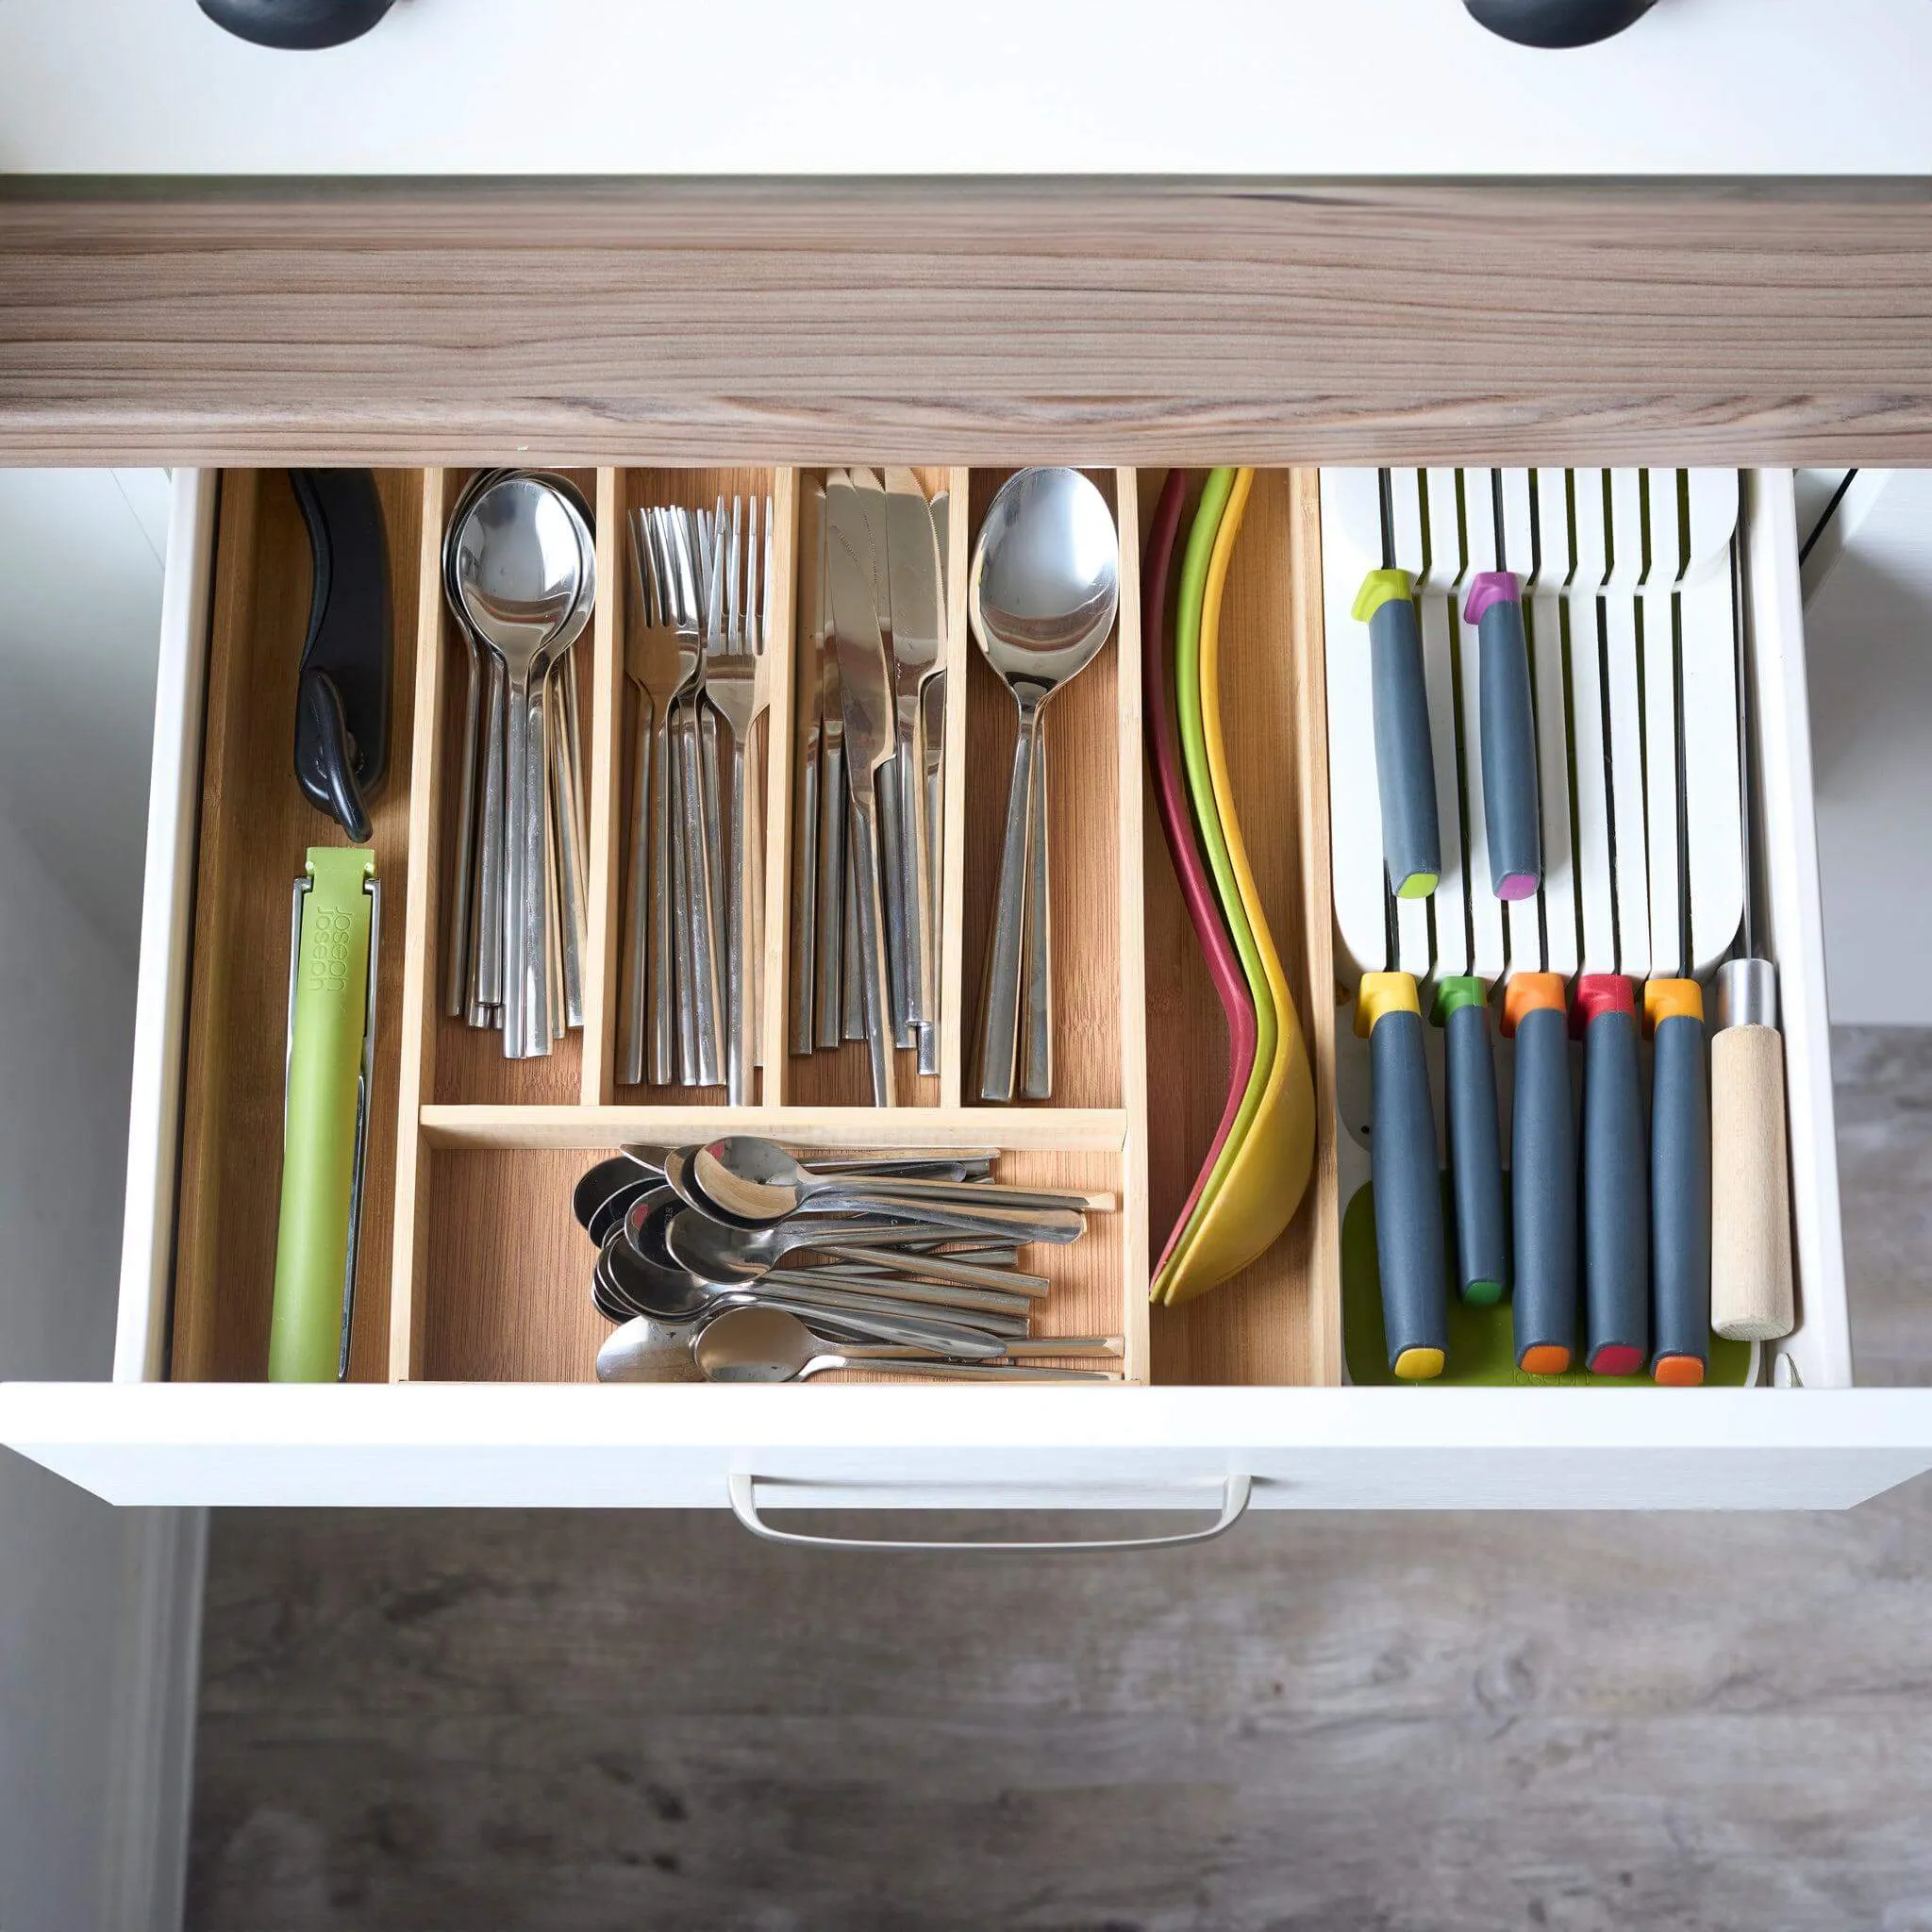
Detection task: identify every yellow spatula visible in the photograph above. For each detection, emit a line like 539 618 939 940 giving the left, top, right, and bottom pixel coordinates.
1157 468 1316 1305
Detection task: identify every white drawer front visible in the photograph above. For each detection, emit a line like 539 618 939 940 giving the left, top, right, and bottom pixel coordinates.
5 467 1926 1517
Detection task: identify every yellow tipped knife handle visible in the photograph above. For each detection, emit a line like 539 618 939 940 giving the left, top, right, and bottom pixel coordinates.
269 846 375 1383
1358 972 1447 1379
1353 569 1440 900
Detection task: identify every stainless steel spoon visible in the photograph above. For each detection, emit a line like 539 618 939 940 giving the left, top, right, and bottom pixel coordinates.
969 468 1119 1102
684 1137 1090 1241
455 475 585 1058
692 1307 1110 1385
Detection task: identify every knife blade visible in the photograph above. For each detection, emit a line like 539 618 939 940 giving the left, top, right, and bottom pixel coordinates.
825 475 898 1107
917 487 950 1078
885 468 943 1049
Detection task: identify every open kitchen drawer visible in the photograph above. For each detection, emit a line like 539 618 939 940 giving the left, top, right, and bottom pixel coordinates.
5 461 1932 1525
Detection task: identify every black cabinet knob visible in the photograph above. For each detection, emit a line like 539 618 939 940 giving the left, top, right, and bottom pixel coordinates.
1465 0 1658 47
197 0 396 50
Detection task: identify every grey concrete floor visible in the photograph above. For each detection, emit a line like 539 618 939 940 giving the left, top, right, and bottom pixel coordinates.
187 1027 1932 1932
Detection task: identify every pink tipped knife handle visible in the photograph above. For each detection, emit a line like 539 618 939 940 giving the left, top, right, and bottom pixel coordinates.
1143 469 1258 1275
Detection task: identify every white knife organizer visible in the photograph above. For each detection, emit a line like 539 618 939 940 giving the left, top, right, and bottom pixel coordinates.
1320 467 1846 1389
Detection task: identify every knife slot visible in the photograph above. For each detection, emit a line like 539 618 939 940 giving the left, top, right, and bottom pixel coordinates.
782 464 955 1110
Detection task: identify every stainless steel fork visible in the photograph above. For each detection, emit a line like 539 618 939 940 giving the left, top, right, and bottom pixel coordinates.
707 495 762 1105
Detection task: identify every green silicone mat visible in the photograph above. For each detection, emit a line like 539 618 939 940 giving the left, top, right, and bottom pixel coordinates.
1342 1180 1754 1389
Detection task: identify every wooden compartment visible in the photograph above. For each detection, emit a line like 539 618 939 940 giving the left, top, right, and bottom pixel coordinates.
168 468 423 1384
605 464 786 1108
960 467 1129 1114
429 465 598 1109
160 464 1340 1393
781 465 966 1111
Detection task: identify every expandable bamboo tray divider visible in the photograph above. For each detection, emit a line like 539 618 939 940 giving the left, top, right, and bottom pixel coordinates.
165 466 1342 1391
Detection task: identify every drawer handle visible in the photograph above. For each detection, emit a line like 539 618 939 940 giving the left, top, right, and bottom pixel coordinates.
725 1472 1253 1553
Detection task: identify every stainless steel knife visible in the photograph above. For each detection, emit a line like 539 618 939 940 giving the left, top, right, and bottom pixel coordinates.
791 478 826 1058
824 474 899 1107
884 468 943 1052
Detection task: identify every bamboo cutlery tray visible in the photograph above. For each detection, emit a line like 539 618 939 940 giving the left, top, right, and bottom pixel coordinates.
163 465 1339 1391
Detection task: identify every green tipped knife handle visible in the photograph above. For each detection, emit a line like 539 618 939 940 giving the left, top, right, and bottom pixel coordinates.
1434 978 1507 1307
1353 571 1440 900
270 846 376 1383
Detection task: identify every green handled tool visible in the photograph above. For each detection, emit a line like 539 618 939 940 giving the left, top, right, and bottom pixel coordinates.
269 845 380 1383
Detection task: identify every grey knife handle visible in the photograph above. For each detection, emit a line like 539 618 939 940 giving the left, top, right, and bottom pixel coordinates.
815 741 846 1050
1368 595 1441 898
1443 1000 1507 1305
979 696 1037 1102
1476 596 1542 900
1510 1004 1577 1370
1370 1006 1448 1374
1651 1008 1711 1377
841 799 866 1042
1580 1001 1648 1374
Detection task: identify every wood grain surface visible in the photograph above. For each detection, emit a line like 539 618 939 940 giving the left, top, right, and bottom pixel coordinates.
11 180 1932 465
171 468 421 1384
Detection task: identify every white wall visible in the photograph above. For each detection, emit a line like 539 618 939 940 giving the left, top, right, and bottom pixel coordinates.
0 0 1929 175
1806 473 1932 1027
0 474 191 1932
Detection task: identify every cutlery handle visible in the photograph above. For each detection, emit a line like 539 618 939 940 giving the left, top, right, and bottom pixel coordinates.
679 699 723 1086
725 726 756 1105
618 691 652 1085
1575 975 1648 1375
813 1241 1050 1297
1021 706 1053 1100
842 780 866 1042
1708 959 1795 1342
444 633 481 1018
474 653 508 1010
1434 977 1507 1306
1353 571 1440 899
815 738 846 1049
1467 574 1542 901
550 674 587 1029
900 695 934 1033
979 695 1037 1101
1646 979 1710 1385
1357 974 1447 1378
810 1358 1110 1383
848 785 898 1107
667 704 698 1084
698 706 728 1076
791 722 819 1057
808 1190 1079 1247
919 675 945 1077
875 751 914 1047
1503 974 1577 1375
763 1269 1031 1324
505 668 552 1058
744 1297 1002 1356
